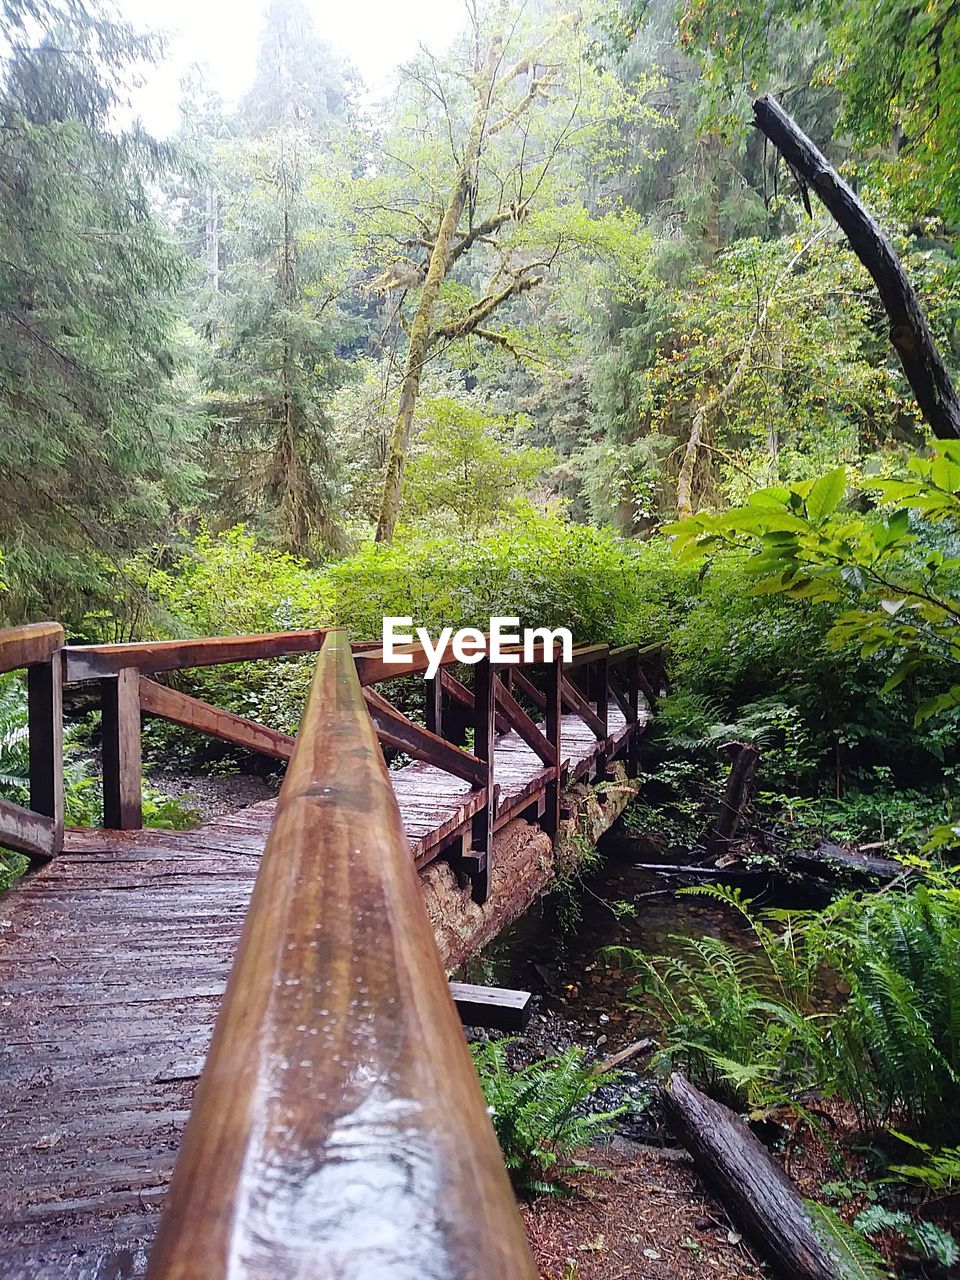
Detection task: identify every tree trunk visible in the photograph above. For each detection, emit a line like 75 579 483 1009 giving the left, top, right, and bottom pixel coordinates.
374 34 504 543
663 1073 838 1280
753 93 960 441
705 741 760 859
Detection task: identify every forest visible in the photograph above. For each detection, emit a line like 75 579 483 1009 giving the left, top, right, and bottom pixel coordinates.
0 0 959 1276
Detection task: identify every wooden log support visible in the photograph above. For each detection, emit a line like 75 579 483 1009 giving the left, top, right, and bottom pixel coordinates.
101 669 142 831
450 982 533 1032
363 687 487 788
425 671 442 736
465 657 496 904
627 657 643 778
664 1072 837 1280
494 677 558 766
145 631 537 1280
543 658 563 839
752 93 960 442
138 678 296 762
27 658 64 853
592 651 610 777
64 629 328 683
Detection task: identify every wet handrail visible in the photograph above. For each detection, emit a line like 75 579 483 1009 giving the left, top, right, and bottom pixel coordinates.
145 628 538 1280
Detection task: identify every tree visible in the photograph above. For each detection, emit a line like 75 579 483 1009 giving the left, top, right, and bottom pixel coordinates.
403 397 553 532
357 0 655 541
178 0 359 555
0 0 199 624
594 228 934 520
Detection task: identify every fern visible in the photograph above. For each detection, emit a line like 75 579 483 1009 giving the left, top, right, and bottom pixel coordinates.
887 1133 960 1194
806 1202 891 1280
471 1040 632 1198
854 1205 960 1268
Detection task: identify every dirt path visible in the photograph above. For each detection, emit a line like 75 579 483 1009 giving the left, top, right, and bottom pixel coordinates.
522 1141 764 1280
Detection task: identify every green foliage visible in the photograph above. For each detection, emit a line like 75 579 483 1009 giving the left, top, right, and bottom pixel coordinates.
837 884 960 1132
854 1205 960 1268
887 1133 960 1196
805 1202 891 1280
610 885 836 1111
403 398 554 533
617 877 960 1134
675 0 960 221
470 1038 628 1197
669 447 960 729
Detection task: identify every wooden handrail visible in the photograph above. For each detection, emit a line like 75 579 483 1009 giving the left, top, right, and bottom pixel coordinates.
145 629 536 1280
0 621 64 675
63 628 328 682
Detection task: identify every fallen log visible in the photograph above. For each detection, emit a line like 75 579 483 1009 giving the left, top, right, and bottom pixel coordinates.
663 1072 837 1280
796 841 902 885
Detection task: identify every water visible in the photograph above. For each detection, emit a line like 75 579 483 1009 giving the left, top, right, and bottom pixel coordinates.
459 852 760 1054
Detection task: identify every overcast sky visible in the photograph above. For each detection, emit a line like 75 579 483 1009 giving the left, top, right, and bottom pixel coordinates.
115 0 465 134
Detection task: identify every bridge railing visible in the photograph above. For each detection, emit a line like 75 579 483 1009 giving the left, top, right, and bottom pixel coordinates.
355 635 660 900
0 623 64 859
6 622 660 881
63 629 330 830
144 628 539 1280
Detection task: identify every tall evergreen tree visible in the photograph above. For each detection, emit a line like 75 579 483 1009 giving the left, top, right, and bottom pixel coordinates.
180 0 357 555
0 0 200 624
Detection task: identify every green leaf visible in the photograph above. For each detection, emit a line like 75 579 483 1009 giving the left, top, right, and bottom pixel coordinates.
915 685 960 725
806 468 847 522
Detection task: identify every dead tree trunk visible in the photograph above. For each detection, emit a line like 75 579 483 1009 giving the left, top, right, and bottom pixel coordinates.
705 741 759 859
663 1073 837 1280
753 93 960 441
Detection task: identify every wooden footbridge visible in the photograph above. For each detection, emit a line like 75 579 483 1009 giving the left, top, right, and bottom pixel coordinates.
0 623 656 1279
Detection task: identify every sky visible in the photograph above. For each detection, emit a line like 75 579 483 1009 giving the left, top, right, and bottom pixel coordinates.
115 0 465 135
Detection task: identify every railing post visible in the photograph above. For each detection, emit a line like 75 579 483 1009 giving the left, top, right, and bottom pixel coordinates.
543 657 563 839
101 668 142 830
465 656 495 903
425 671 442 738
27 657 64 852
627 654 643 778
592 649 610 778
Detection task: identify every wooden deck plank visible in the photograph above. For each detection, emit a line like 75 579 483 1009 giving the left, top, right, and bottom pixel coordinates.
0 695 647 1278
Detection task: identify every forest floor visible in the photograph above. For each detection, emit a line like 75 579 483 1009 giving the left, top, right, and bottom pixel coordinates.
521 1140 764 1279
148 766 279 819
